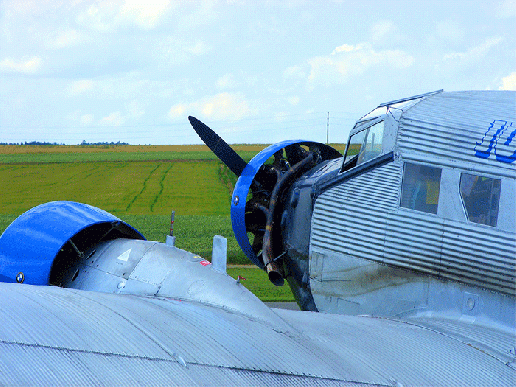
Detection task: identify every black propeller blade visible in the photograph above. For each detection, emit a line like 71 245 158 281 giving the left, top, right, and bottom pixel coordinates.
188 116 248 177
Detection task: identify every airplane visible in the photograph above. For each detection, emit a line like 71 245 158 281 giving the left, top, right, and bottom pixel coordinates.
0 89 514 385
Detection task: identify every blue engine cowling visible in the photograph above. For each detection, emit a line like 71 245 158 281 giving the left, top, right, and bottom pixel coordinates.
0 201 144 285
230 140 341 270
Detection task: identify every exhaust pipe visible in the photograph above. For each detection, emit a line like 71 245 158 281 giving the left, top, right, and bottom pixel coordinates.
261 152 315 286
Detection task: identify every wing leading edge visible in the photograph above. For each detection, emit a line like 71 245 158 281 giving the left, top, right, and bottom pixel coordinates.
0 282 514 386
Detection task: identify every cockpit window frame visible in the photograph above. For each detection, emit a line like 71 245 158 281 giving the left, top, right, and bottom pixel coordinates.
340 117 384 173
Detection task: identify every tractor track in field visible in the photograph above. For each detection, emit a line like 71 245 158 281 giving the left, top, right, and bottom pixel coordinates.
63 164 100 184
125 164 161 212
150 164 173 212
79 165 101 181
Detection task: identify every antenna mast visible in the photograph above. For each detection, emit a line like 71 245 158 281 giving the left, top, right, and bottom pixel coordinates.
326 112 329 144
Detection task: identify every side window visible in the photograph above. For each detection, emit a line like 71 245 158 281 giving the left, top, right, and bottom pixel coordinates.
400 163 442 214
358 121 384 164
459 173 500 227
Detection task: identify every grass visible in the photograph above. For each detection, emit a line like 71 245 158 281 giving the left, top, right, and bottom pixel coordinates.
0 143 347 164
0 159 240 262
0 151 263 164
0 144 264 164
0 214 16 235
0 161 232 216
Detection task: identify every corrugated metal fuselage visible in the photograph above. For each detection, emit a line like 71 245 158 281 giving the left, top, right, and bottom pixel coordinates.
283 91 515 329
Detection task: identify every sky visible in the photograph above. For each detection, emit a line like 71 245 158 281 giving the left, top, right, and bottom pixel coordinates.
1 0 515 145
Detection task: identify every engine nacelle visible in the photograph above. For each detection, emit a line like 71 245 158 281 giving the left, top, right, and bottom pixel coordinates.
0 201 278 321
0 201 144 285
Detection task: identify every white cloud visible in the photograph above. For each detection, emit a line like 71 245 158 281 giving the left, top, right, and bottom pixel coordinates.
100 111 125 126
168 103 186 119
307 43 414 88
217 73 238 89
126 100 145 119
76 2 119 33
70 102 141 127
121 0 172 29
80 114 94 125
66 79 94 96
47 29 82 49
371 20 395 42
168 93 258 122
201 93 256 121
184 40 210 55
496 0 516 18
499 72 516 90
443 37 503 61
77 0 172 32
332 44 355 54
67 110 94 126
0 57 42 74
287 96 300 106
283 65 306 80
64 73 149 101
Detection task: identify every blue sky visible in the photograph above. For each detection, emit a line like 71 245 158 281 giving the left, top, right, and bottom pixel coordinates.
1 0 515 145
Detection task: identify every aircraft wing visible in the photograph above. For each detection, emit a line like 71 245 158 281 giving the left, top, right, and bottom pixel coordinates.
1 281 514 386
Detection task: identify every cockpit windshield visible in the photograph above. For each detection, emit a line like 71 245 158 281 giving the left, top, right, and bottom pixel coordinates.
341 120 385 172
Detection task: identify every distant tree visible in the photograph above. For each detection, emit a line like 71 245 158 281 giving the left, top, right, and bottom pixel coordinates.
78 140 129 146
19 141 62 146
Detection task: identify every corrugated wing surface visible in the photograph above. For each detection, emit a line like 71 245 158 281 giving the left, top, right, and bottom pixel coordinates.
0 284 356 386
1 283 514 386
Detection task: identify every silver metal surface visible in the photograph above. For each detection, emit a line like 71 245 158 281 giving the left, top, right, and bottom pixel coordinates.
166 235 176 246
211 235 227 273
309 90 516 325
1 281 514 386
398 91 515 178
60 238 287 326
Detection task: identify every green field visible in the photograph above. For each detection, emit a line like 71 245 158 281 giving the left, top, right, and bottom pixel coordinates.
0 161 231 215
0 144 345 302
0 144 264 164
0 150 262 164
